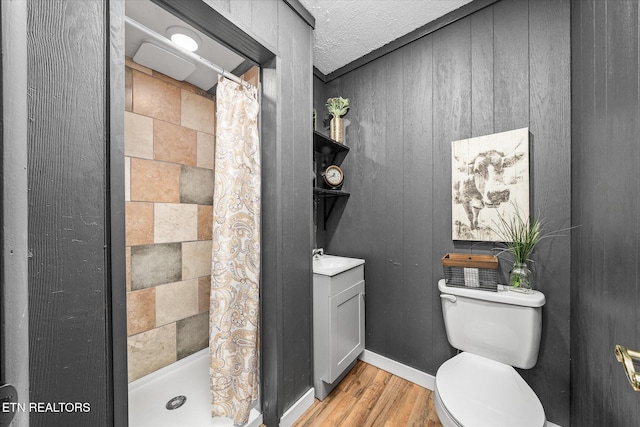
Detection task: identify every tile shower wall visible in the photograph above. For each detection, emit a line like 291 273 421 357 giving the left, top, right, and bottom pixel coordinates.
124 57 215 382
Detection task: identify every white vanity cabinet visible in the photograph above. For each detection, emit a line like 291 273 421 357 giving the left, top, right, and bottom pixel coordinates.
313 260 365 400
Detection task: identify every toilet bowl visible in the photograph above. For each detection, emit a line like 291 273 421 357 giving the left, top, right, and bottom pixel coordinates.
436 279 547 427
434 352 545 427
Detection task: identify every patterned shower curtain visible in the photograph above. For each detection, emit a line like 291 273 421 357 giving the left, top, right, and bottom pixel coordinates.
210 76 260 425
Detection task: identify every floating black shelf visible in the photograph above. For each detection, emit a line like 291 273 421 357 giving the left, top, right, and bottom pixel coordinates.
313 131 349 166
312 133 351 228
313 187 350 198
314 188 349 228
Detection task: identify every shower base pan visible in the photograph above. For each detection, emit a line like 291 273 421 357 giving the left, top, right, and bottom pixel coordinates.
128 348 262 427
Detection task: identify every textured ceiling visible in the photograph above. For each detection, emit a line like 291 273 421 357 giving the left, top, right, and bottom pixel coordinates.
299 0 474 75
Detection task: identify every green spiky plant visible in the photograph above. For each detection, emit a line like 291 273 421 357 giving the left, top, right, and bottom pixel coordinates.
493 205 543 265
493 202 571 289
493 203 544 290
326 97 350 118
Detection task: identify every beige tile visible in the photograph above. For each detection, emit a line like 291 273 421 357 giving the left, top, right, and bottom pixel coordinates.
154 203 198 244
152 70 183 89
182 240 212 280
196 132 215 169
198 205 213 241
125 111 154 159
155 279 199 326
126 202 154 246
126 247 132 292
127 323 176 382
181 89 215 134
127 288 156 336
132 70 181 124
241 66 260 87
153 120 197 166
125 157 131 202
198 276 211 313
130 243 182 290
130 158 180 203
177 312 209 360
182 80 215 100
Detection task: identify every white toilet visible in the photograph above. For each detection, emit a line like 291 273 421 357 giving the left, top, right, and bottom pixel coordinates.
435 278 547 427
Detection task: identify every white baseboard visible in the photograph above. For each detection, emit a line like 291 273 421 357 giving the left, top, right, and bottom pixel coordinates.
279 387 315 427
359 350 436 390
359 350 563 427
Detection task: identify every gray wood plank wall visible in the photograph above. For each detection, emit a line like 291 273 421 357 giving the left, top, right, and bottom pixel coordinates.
27 1 111 425
320 0 571 424
208 0 279 50
572 0 640 425
274 1 314 419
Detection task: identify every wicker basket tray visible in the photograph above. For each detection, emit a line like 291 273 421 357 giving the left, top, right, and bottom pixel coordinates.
441 253 499 292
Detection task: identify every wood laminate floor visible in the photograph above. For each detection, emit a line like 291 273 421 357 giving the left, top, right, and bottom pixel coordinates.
291 360 444 427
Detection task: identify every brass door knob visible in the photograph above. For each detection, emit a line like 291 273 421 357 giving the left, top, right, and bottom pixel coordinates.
615 345 640 391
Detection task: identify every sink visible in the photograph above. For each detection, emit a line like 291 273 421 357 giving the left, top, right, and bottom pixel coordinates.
314 257 351 269
313 254 365 277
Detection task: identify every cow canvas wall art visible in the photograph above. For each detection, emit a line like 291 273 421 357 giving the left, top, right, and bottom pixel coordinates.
452 127 529 241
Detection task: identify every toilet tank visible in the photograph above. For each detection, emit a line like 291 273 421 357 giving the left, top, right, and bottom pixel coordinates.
438 279 545 369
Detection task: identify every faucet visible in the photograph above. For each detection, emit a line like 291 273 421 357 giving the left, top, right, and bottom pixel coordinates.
312 248 324 259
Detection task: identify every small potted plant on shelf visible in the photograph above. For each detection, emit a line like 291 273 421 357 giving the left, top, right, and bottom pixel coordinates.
326 96 349 143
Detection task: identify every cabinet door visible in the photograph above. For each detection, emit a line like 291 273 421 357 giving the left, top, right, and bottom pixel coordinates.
327 280 365 383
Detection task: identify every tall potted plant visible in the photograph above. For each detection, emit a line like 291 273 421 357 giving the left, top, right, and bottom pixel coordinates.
326 97 349 143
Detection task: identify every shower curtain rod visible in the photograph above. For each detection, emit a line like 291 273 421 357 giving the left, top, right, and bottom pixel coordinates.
125 16 253 89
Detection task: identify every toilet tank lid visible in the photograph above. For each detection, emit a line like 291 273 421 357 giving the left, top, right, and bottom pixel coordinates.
438 279 545 307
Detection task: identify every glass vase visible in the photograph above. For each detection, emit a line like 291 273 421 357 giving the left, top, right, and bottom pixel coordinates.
510 262 533 293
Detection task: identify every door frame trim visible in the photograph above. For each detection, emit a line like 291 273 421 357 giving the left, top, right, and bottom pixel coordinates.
1 1 31 425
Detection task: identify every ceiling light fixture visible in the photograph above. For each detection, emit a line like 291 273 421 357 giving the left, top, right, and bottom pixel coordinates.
166 26 201 52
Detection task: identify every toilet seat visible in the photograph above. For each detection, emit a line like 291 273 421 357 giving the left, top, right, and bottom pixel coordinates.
435 352 546 427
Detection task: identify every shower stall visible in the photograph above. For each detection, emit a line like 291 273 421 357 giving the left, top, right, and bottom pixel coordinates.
124 2 261 425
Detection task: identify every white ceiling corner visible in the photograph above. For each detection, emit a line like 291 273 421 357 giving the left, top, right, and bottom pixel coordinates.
298 0 474 75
